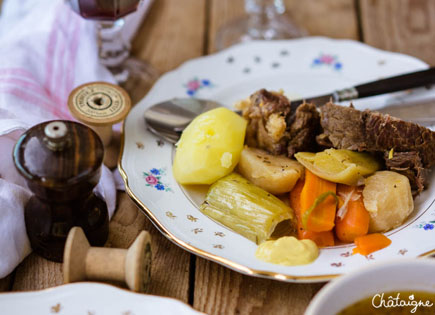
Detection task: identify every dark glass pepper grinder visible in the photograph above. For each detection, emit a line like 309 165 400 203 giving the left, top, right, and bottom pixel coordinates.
13 120 109 262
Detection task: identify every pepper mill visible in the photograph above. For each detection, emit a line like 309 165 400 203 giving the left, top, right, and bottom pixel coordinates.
64 227 152 292
68 82 131 146
13 120 109 262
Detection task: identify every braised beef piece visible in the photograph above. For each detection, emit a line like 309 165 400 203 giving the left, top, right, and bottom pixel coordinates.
318 103 435 168
243 89 320 156
384 151 428 194
249 88 291 117
243 89 291 155
287 102 320 156
315 103 367 151
318 102 435 193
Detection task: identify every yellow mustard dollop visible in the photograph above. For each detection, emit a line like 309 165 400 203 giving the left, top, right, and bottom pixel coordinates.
255 236 319 266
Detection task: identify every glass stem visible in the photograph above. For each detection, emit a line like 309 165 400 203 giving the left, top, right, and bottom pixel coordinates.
98 19 131 82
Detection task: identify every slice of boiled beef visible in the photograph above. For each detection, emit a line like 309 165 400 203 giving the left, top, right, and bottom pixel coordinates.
318 102 435 193
318 102 435 168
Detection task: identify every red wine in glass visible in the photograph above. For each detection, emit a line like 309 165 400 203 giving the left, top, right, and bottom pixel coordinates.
71 0 141 21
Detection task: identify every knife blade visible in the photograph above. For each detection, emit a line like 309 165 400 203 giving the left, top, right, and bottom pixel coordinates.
289 67 435 112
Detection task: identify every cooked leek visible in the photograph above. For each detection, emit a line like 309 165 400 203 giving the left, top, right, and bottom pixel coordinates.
295 149 381 185
199 173 294 244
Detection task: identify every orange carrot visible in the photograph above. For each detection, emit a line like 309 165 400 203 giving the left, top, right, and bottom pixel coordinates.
290 179 335 247
299 229 335 247
335 185 370 243
300 170 337 232
352 233 392 256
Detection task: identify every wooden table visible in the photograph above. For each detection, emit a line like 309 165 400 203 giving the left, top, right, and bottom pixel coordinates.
2 0 435 314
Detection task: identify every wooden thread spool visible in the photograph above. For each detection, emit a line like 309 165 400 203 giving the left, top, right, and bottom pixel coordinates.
68 82 131 146
63 227 152 292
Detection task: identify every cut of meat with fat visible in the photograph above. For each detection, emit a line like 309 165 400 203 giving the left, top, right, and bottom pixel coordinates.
318 103 435 193
318 103 435 168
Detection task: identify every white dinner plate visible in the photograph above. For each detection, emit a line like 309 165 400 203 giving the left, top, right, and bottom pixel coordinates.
119 37 435 282
0 282 202 315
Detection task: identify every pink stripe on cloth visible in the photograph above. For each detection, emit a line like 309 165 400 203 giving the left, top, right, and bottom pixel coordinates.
64 12 82 102
54 7 72 105
0 68 40 83
44 3 65 97
0 87 71 120
0 78 55 102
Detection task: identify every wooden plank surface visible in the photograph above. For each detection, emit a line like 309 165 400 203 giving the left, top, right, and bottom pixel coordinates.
208 0 359 52
360 0 435 65
194 260 325 315
12 255 63 291
132 0 206 72
0 274 12 292
284 0 359 40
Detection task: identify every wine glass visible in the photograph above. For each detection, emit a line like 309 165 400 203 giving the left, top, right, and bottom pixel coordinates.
215 0 306 51
68 0 158 103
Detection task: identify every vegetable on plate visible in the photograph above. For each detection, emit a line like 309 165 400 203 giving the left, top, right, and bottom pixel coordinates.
238 147 304 195
290 179 335 247
200 173 295 244
295 149 381 185
352 233 392 255
300 169 337 233
335 184 370 243
363 171 414 233
173 107 247 185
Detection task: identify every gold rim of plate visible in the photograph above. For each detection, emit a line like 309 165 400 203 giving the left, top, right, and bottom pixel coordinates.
117 122 435 283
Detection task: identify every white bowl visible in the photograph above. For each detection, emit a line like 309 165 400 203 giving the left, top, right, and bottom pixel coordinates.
305 258 435 315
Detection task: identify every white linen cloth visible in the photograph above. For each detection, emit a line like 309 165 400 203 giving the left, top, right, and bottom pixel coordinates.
0 0 133 278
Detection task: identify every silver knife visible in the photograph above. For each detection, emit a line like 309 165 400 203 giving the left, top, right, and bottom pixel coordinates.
289 67 435 112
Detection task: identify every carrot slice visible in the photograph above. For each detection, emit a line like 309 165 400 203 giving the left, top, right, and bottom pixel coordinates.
299 229 335 247
290 179 335 247
300 169 337 232
335 185 370 243
353 233 392 255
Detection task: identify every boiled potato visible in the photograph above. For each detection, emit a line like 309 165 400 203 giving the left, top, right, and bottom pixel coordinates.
173 107 247 185
238 147 304 195
363 171 414 232
295 149 381 185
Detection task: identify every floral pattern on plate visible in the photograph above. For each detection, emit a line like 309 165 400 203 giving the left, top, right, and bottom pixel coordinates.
414 221 435 230
184 78 214 97
143 168 172 192
312 53 342 70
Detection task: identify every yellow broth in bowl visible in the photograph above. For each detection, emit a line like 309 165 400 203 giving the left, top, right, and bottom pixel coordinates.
338 291 435 315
